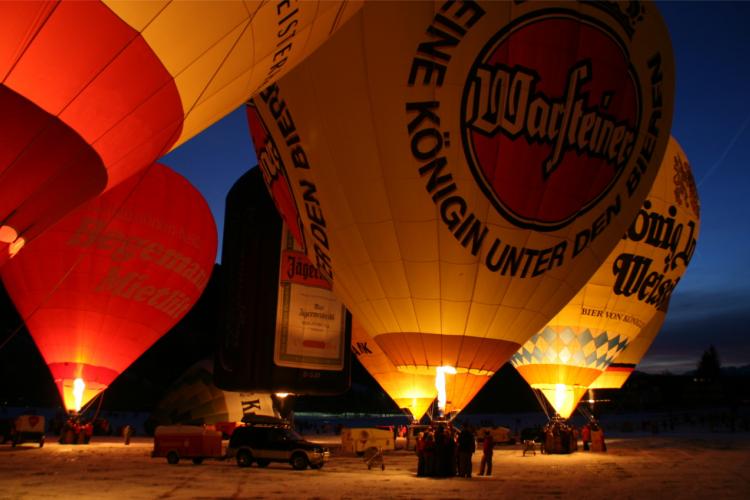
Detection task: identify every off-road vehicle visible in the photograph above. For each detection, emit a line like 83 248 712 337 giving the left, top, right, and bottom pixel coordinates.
227 415 330 470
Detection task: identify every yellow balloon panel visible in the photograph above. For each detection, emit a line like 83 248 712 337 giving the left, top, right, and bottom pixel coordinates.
589 308 668 389
248 1 674 401
352 320 489 418
444 372 492 415
352 320 435 420
516 364 603 390
104 0 363 152
513 137 700 395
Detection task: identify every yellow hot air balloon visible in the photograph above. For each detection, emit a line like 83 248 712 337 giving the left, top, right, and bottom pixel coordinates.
511 137 700 418
247 1 674 416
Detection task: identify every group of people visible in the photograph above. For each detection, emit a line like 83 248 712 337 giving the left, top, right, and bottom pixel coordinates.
580 421 606 452
538 419 607 454
415 423 495 478
58 417 93 444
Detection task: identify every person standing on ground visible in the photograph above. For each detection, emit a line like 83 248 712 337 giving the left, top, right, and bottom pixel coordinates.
423 430 436 477
479 430 494 476
416 432 426 477
457 425 476 478
581 422 591 451
434 425 449 477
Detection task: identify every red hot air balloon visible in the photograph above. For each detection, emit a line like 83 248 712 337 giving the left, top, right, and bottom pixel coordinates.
1 164 217 412
0 0 361 263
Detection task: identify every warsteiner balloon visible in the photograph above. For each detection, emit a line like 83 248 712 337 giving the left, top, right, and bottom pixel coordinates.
248 1 674 415
2 165 217 412
512 137 700 418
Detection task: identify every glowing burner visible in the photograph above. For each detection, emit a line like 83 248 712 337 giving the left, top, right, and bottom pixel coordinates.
435 366 456 415
72 378 86 413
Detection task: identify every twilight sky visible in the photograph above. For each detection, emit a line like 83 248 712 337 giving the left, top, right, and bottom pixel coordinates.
163 2 750 374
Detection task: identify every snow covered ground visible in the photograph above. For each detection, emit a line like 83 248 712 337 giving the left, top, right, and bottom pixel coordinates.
0 433 748 499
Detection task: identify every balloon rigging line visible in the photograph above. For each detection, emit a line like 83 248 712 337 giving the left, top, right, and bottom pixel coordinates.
697 111 750 188
81 389 104 422
532 388 553 421
577 403 595 423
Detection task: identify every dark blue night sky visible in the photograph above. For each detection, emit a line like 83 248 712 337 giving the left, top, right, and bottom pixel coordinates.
163 2 750 374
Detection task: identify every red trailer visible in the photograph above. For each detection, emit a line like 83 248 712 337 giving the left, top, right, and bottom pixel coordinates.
152 425 223 465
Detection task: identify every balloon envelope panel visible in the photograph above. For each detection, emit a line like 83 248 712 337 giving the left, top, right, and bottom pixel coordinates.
589 304 668 390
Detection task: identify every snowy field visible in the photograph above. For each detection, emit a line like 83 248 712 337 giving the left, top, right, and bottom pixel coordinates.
1 434 748 499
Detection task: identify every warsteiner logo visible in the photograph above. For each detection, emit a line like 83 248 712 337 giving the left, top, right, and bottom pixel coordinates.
462 14 641 231
469 61 636 179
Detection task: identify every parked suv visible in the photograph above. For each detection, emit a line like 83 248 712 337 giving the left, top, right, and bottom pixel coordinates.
227 415 330 470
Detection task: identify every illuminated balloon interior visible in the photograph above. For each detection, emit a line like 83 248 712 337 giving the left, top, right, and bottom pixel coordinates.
536 383 589 420
59 376 106 414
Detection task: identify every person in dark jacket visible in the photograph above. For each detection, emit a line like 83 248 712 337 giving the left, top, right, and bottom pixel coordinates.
457 426 476 478
434 425 449 477
423 430 436 476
